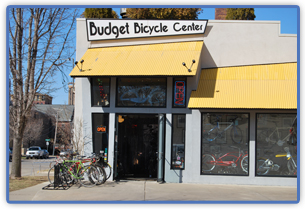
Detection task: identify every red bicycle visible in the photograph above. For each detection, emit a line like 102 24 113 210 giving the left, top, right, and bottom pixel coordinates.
202 146 248 174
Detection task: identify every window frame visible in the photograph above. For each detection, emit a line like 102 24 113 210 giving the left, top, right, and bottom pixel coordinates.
170 114 186 170
255 112 297 178
90 77 111 107
91 113 110 156
200 112 250 176
115 77 167 108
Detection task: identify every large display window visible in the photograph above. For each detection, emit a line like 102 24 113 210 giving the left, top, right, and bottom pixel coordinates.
91 77 110 107
171 114 186 169
116 77 166 107
256 114 297 177
201 113 249 175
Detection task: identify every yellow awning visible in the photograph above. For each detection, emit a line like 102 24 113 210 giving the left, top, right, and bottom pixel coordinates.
69 41 203 77
188 63 297 109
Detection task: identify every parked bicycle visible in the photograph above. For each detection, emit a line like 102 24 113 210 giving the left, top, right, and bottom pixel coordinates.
119 86 165 106
48 156 103 187
97 154 112 180
78 154 107 185
202 146 248 174
202 116 243 144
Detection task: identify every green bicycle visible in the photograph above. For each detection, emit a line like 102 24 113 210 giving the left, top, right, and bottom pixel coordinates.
48 159 102 187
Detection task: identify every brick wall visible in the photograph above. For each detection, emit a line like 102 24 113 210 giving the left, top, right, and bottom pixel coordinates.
215 8 227 20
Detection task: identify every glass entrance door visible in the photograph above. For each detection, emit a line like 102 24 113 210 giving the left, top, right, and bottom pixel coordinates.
115 114 159 179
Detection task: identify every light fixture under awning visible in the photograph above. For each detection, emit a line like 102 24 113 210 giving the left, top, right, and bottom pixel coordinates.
188 63 297 109
69 41 203 77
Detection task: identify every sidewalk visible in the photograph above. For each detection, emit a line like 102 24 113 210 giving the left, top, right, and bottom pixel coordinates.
8 180 298 203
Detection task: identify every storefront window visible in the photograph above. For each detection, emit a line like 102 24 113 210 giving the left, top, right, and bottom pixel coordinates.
173 78 186 108
171 114 185 169
91 77 110 107
92 113 109 159
116 78 166 107
201 113 249 175
256 114 297 177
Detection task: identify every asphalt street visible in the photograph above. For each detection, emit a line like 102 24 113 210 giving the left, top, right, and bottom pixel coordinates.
9 157 56 176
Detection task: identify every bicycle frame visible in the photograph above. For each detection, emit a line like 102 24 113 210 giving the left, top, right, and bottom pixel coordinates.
275 147 297 175
210 151 244 167
266 127 295 146
206 121 236 142
62 160 90 180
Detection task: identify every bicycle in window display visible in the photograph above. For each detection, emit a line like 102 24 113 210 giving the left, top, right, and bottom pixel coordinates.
202 146 248 174
263 127 296 147
256 146 297 176
119 86 165 106
258 116 297 147
275 147 297 176
256 157 281 175
202 116 243 144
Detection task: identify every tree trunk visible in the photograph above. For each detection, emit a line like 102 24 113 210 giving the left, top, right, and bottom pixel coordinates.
10 132 23 179
10 8 27 179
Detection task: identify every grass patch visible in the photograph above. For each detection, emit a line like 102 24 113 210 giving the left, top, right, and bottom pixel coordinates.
9 176 49 192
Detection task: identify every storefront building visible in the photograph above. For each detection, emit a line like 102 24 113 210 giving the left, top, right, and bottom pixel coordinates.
70 19 297 186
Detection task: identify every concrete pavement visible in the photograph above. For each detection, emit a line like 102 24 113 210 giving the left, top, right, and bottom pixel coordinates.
8 180 298 203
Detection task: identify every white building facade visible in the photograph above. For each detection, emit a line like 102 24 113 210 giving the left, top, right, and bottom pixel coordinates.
70 19 297 186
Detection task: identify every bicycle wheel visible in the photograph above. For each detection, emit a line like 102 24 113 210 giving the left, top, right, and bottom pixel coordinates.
240 155 249 173
48 165 73 185
256 158 270 175
230 126 242 144
94 164 106 185
78 165 99 187
103 163 112 180
48 165 55 184
202 154 216 172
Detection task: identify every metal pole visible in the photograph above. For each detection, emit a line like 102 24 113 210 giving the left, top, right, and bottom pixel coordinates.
52 112 58 156
72 58 75 106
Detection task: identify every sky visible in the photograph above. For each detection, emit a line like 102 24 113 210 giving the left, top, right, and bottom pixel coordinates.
51 6 298 104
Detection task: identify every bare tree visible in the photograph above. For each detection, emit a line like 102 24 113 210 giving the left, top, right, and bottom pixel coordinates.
22 114 44 148
9 8 78 178
72 117 91 156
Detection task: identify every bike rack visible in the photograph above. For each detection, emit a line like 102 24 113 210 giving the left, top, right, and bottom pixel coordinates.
42 164 73 190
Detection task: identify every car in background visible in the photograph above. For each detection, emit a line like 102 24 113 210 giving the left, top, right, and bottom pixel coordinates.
42 150 49 159
26 146 44 159
59 149 73 157
9 148 12 162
